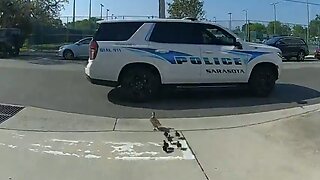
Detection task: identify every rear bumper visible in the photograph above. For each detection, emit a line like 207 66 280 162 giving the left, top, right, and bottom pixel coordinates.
86 75 118 87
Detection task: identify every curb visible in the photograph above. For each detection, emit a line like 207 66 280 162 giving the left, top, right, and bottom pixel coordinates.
0 102 319 133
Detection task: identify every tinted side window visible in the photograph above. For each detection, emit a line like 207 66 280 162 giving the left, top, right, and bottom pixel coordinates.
289 38 301 44
198 24 235 45
95 22 143 41
280 38 290 44
80 38 91 44
149 22 201 44
297 39 306 45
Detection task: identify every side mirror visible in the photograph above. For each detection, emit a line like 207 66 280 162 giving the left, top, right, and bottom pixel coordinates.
234 41 243 49
75 42 81 46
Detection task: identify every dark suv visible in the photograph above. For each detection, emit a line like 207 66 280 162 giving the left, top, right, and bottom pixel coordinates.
265 36 309 61
0 28 24 57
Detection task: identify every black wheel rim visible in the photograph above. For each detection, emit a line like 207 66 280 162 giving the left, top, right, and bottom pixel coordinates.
126 74 153 99
255 72 274 94
298 52 304 61
65 51 73 60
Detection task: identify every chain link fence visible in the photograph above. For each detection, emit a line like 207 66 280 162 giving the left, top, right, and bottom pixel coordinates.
24 16 319 54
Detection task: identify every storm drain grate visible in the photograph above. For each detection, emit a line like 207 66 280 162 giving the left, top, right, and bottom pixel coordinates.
0 104 24 124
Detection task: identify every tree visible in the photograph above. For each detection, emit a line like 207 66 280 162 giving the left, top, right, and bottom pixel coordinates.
168 0 205 19
66 17 100 31
309 15 320 38
267 21 291 36
0 0 67 35
242 23 267 40
292 25 306 39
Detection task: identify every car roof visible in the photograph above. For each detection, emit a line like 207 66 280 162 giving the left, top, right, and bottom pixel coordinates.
98 18 219 26
274 36 302 40
97 18 234 36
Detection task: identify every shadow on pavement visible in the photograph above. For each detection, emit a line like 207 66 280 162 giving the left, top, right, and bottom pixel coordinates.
27 59 86 65
107 83 320 110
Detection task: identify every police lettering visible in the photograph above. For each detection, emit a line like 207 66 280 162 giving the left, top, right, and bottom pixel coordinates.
174 56 243 66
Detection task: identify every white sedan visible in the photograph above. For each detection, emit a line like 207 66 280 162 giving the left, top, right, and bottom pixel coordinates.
58 37 92 60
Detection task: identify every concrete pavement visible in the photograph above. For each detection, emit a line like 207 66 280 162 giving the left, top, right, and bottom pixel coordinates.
0 56 320 179
184 110 320 180
0 106 320 179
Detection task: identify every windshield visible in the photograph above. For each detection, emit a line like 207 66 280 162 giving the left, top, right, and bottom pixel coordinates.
1 0 320 179
265 37 280 45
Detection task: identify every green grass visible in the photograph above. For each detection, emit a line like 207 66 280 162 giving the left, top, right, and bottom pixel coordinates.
22 43 69 52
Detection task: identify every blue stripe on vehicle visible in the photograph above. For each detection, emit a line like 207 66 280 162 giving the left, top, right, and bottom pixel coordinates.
125 48 165 61
124 47 192 64
227 50 271 63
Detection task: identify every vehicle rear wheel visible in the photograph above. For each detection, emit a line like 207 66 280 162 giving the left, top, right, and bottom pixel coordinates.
0 45 8 58
249 65 277 97
120 67 160 102
63 50 74 60
297 51 305 61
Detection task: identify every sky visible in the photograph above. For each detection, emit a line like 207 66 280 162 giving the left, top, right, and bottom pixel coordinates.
61 0 320 25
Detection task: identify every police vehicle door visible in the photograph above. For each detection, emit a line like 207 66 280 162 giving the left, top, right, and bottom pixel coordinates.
148 22 201 84
198 24 248 83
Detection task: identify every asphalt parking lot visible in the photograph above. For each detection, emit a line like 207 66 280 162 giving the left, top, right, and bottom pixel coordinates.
0 53 319 118
0 53 320 180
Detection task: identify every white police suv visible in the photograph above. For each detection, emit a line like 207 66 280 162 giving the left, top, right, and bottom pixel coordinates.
85 19 282 101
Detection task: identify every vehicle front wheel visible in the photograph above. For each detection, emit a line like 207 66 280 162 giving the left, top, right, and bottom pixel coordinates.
297 51 305 61
0 44 8 58
120 67 160 102
249 65 277 97
63 50 74 60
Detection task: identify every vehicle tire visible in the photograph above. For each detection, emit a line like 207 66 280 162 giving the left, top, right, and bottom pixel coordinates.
296 51 305 61
249 65 277 97
12 48 20 56
63 50 74 60
0 45 8 58
120 67 160 102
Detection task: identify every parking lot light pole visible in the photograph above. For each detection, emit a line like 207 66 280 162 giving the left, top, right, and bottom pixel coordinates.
89 0 92 19
106 9 110 20
271 2 280 35
307 0 310 43
159 0 166 18
243 10 249 41
228 13 232 30
72 0 76 27
100 4 104 19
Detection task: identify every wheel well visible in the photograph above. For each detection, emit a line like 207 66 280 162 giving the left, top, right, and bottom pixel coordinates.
251 62 279 80
118 63 161 83
299 49 307 55
63 49 73 55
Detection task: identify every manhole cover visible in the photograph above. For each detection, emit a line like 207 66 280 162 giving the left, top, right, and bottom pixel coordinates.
0 104 24 124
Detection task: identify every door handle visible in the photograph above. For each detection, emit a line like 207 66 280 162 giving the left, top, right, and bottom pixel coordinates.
203 51 213 54
155 49 169 53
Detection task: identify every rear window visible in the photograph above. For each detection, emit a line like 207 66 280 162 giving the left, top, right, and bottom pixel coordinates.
294 38 306 45
94 22 143 41
149 22 200 44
